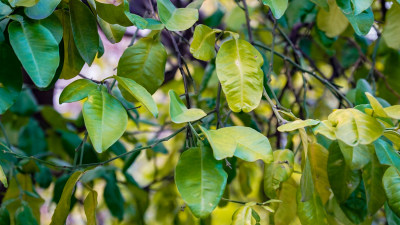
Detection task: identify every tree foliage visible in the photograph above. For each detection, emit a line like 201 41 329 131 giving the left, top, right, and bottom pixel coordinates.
0 0 400 224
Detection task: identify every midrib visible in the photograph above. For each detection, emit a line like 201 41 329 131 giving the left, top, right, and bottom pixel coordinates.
235 39 244 107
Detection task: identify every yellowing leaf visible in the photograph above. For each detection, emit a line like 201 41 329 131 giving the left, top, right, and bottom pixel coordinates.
190 25 217 61
264 150 294 198
0 164 7 188
84 189 98 225
316 0 348 38
59 79 98 104
231 205 253 225
216 39 263 113
277 119 320 132
113 76 158 118
328 109 384 146
168 90 206 123
384 105 400 120
382 4 400 49
383 166 400 217
157 0 198 31
50 171 84 225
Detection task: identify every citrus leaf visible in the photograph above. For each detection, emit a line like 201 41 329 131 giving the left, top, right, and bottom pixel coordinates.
84 189 98 225
168 90 206 123
264 149 294 198
57 10 85 80
97 16 126 44
9 0 39 7
8 20 59 88
277 119 320 132
15 204 38 225
117 36 167 94
382 4 400 49
0 164 7 188
362 151 386 216
262 0 288 19
384 130 400 146
313 120 336 140
198 125 236 160
311 0 329 11
308 143 330 204
113 76 158 118
231 205 253 225
50 171 83 225
327 141 361 203
0 2 12 19
338 141 373 170
345 7 374 36
328 109 384 146
216 39 264 113
95 0 147 28
175 145 227 218
157 0 199 31
70 0 99 65
374 139 400 173
59 79 98 104
274 175 301 225
190 25 217 61
0 40 22 114
24 0 61 20
83 89 128 153
383 166 400 217
384 105 400 120
316 0 348 38
365 92 389 118
297 190 329 225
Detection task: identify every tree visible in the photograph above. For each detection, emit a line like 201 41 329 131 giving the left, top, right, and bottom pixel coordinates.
0 0 400 224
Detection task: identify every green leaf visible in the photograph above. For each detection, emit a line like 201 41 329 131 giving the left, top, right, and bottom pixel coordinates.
113 76 158 118
328 109 384 146
384 130 400 146
313 120 336 140
262 0 288 19
382 4 400 49
345 8 374 36
263 149 294 198
278 119 320 132
84 189 98 225
117 36 167 94
338 141 373 170
69 0 99 65
300 157 314 202
9 0 39 7
316 0 348 38
386 201 400 225
50 171 83 225
0 2 13 19
352 0 374 15
95 0 147 28
384 105 400 120
0 207 10 225
144 18 165 30
15 204 38 225
383 166 400 217
59 79 98 104
8 20 59 88
190 25 217 61
168 90 206 123
175 145 227 218
308 143 330 204
57 10 85 80
39 13 63 44
157 0 199 31
297 190 329 225
374 139 400 173
216 39 263 112
97 16 126 44
83 89 128 153
200 126 273 162
0 164 7 188
362 151 386 216
274 175 301 225
103 174 124 220
0 40 22 114
327 141 361 203
24 0 61 20
231 205 253 224
311 0 329 11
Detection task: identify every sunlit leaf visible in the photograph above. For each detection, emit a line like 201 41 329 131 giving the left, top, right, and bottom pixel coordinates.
316 0 348 37
157 0 199 31
83 89 128 153
338 141 373 170
84 189 98 225
175 145 227 218
374 139 400 173
24 0 61 20
216 39 263 112
169 90 206 123
117 36 167 94
0 164 7 188
262 0 288 19
264 149 294 198
308 143 330 204
9 0 39 7
382 4 400 49
113 76 158 118
190 25 217 61
50 171 83 225
297 190 329 225
59 79 98 104
278 119 320 132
